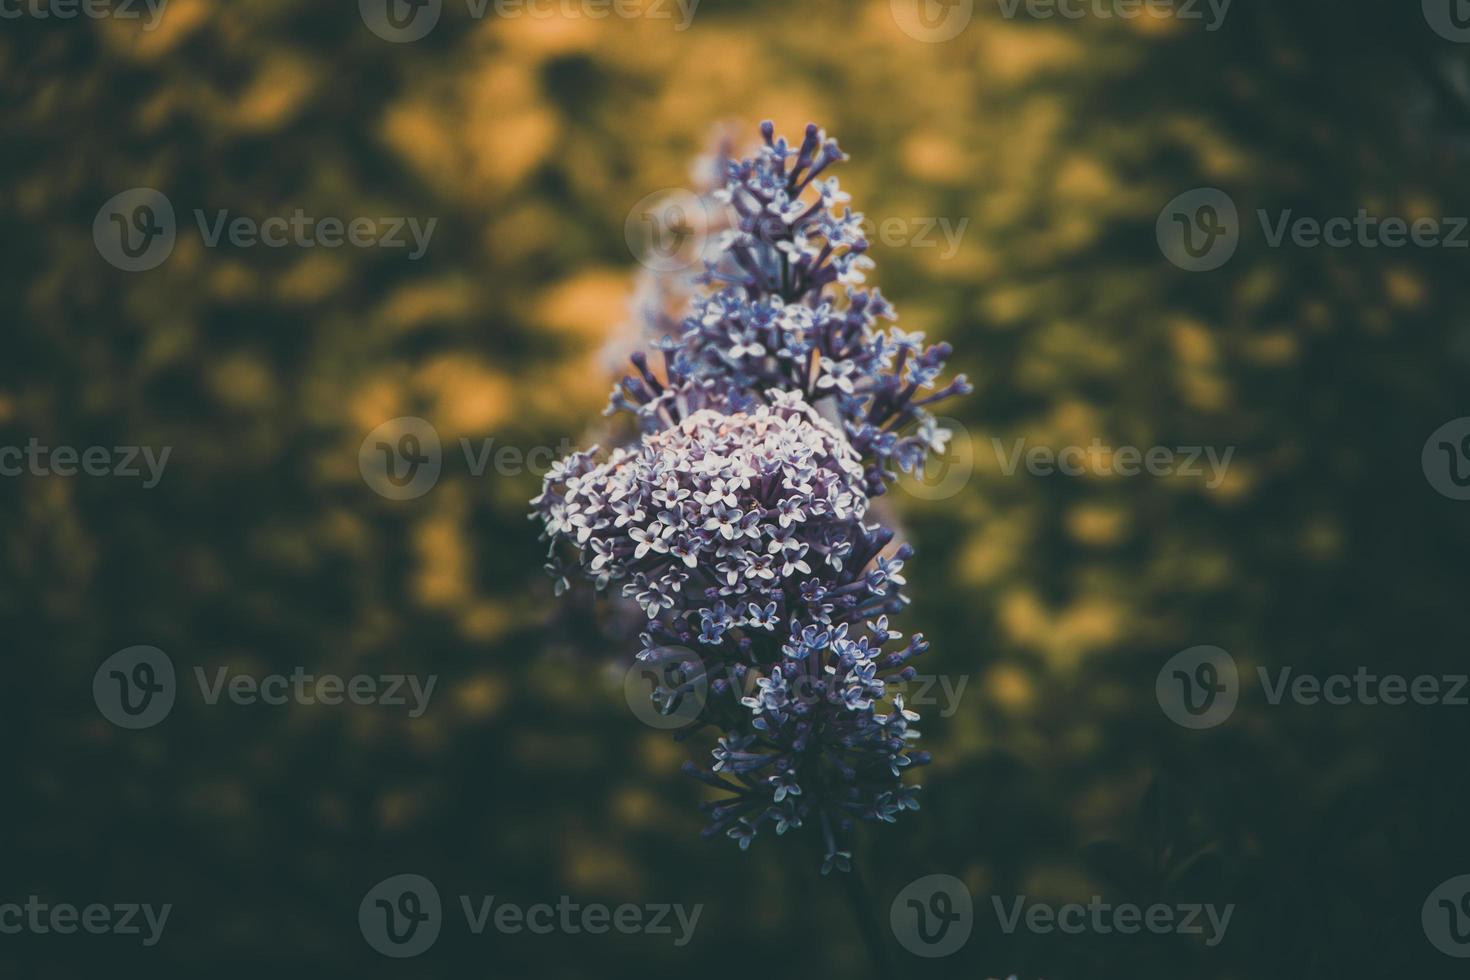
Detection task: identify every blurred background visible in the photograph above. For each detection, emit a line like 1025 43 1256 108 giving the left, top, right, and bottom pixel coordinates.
5 0 1470 976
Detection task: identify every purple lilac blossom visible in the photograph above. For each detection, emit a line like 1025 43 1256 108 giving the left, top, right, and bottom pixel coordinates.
533 122 966 872
607 120 971 498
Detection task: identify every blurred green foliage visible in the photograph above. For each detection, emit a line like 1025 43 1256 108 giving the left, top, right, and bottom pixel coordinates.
4 1 1470 977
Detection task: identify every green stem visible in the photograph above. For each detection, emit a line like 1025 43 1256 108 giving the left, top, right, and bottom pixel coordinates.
837 860 899 979
804 832 897 978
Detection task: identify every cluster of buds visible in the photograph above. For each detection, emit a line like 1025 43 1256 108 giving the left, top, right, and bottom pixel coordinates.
534 122 967 871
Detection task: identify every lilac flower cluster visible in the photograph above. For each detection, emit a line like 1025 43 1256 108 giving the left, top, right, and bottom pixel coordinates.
533 122 966 872
608 120 970 498
537 392 867 619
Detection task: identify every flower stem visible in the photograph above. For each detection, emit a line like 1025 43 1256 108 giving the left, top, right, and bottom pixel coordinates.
805 832 898 978
837 861 899 979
